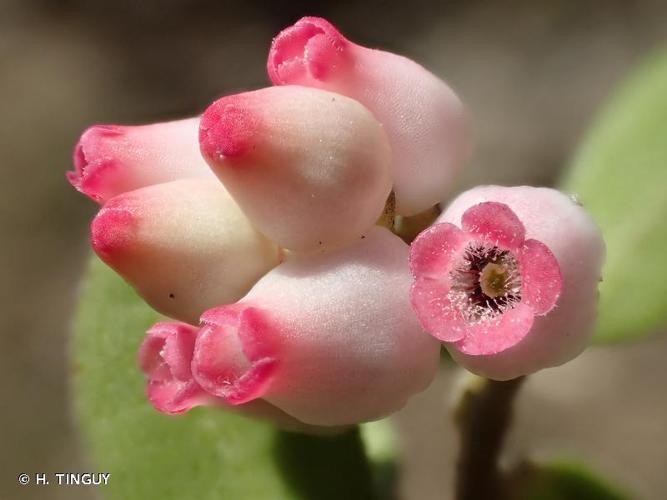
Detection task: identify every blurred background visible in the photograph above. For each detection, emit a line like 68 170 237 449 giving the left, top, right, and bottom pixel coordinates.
2 0 666 498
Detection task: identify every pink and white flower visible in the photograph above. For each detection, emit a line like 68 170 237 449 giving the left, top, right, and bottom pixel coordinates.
191 227 440 426
199 85 392 252
91 179 280 324
68 118 213 203
139 321 346 433
410 186 605 380
268 16 471 216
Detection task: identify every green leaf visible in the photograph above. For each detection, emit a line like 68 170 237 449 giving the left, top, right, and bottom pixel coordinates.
562 49 667 343
275 431 375 500
509 460 630 500
72 256 375 500
360 419 400 500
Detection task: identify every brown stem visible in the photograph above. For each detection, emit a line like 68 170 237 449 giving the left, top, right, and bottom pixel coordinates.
393 204 441 243
376 191 396 231
454 375 526 500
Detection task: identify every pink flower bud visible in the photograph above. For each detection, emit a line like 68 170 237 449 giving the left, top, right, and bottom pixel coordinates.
191 227 440 426
139 321 345 434
267 17 471 216
91 179 280 324
68 118 214 203
199 85 392 252
410 186 604 380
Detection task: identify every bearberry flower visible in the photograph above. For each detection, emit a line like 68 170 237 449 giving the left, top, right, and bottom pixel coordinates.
91 179 280 324
199 85 392 252
268 16 471 216
410 186 604 380
191 227 441 426
68 118 214 203
139 321 343 434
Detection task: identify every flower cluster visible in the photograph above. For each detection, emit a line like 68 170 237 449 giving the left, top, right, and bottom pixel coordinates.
69 17 604 428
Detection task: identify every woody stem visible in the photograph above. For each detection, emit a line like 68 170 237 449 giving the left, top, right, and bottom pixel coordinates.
453 375 526 500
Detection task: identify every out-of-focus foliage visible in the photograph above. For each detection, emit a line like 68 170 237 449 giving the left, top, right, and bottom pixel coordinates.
72 258 292 499
360 419 400 500
509 460 629 500
563 49 667 343
72 257 375 500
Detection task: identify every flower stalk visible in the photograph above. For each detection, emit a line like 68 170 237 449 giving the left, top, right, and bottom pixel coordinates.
454 375 526 500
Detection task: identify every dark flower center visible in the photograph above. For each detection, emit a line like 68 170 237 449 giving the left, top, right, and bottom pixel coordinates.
448 242 522 323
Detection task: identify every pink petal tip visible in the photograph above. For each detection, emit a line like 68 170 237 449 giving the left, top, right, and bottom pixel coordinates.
199 95 259 161
268 16 349 85
454 302 535 356
67 125 125 202
409 222 468 278
519 239 562 315
89 201 136 261
193 305 278 405
138 322 209 415
461 202 526 250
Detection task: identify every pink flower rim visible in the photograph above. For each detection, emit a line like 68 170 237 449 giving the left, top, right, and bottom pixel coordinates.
409 202 562 356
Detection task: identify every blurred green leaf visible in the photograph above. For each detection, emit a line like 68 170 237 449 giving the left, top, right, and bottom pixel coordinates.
275 431 375 500
563 49 667 343
509 460 630 500
360 419 398 464
72 257 375 500
360 419 400 500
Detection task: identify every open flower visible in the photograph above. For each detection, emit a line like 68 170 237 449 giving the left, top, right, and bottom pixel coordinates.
410 201 562 352
268 16 470 215
410 186 604 380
